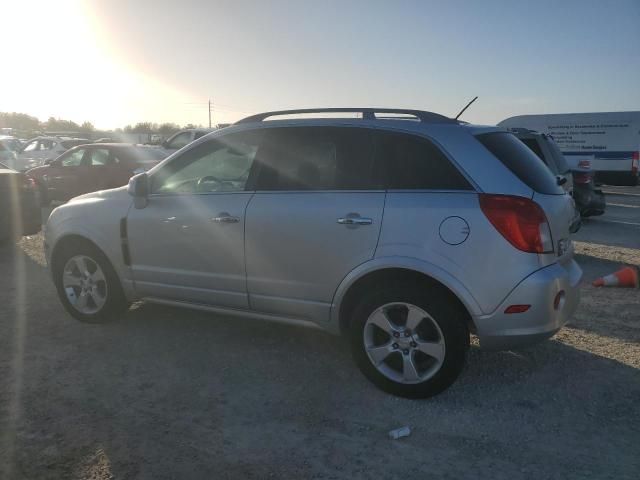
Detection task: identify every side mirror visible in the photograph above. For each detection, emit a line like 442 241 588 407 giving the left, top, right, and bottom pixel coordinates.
161 140 170 149
44 158 56 166
128 173 149 208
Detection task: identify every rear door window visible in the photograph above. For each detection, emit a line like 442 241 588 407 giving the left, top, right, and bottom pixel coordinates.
374 131 472 190
476 132 563 195
254 127 382 191
88 148 111 166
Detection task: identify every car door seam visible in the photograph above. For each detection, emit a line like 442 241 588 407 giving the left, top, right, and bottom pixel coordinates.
373 190 387 258
244 191 257 310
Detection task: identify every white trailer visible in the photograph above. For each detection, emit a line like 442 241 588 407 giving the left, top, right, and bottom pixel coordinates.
499 111 640 185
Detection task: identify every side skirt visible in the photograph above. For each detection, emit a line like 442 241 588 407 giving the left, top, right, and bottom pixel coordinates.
142 297 332 333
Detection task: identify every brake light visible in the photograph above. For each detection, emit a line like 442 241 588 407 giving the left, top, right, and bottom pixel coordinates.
479 194 553 254
632 152 639 174
577 159 591 169
573 172 591 184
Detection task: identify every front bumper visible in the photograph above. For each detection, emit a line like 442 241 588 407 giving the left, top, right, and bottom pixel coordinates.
474 258 582 350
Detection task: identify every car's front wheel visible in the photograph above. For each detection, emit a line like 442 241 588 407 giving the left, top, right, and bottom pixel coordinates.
349 284 469 398
52 240 128 323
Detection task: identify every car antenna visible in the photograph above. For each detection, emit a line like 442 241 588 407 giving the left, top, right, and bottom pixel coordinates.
454 96 478 120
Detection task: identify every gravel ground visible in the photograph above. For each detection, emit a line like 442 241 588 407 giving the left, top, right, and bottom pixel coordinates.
1 201 639 479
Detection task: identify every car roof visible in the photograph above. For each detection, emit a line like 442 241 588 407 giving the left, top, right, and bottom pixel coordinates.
179 128 214 134
25 136 88 142
77 143 163 149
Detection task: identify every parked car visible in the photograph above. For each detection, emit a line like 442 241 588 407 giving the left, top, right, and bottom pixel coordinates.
511 128 605 217
0 162 41 243
27 143 168 206
0 139 18 166
160 128 214 153
0 135 24 153
13 136 89 172
45 108 582 398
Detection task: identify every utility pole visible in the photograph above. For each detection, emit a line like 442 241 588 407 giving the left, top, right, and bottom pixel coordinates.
208 99 212 128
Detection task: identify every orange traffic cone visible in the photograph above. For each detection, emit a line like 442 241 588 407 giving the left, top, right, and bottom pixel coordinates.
592 266 639 288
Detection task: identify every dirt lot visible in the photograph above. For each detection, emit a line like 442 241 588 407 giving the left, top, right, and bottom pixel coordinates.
1 188 639 479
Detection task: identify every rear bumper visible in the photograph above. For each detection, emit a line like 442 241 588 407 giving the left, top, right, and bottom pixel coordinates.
474 259 582 350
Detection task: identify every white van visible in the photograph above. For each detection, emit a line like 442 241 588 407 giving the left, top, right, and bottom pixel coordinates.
499 111 640 186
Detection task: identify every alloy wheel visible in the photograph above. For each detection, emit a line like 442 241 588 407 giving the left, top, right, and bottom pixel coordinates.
62 255 108 315
363 302 446 384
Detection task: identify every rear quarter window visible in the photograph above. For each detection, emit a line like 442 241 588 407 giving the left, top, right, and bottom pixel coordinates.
374 131 472 190
476 132 563 195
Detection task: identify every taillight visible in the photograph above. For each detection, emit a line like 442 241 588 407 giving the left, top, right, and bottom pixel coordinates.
577 159 591 169
573 172 591 184
22 176 37 191
632 152 639 174
479 194 553 254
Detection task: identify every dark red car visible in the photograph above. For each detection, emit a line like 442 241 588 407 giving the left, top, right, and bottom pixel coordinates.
26 143 168 205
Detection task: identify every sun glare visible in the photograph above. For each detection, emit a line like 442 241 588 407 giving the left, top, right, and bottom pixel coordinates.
0 0 198 128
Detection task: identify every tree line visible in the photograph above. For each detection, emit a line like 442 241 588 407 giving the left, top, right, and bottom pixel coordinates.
0 111 202 136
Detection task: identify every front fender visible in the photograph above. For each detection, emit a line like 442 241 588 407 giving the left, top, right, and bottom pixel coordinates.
45 192 135 299
329 256 483 332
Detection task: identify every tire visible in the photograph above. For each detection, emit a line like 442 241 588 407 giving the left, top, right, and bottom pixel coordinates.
348 283 469 398
52 240 128 323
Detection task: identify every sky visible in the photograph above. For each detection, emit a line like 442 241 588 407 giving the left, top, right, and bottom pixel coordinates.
1 0 638 129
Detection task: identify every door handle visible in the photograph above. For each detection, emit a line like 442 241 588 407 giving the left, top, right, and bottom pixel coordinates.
211 213 240 224
337 217 373 226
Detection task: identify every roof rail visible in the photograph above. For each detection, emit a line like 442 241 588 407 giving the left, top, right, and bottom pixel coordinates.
235 108 457 124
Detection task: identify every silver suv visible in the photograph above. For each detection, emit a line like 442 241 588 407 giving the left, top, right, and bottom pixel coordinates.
44 108 582 398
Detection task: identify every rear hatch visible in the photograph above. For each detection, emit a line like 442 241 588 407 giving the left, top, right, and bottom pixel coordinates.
476 131 578 264
532 192 577 265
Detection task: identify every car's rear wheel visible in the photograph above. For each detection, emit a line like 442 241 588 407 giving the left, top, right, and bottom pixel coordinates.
52 240 128 323
349 284 469 398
